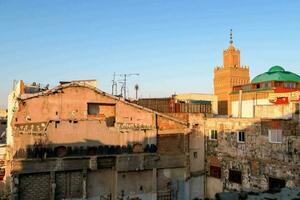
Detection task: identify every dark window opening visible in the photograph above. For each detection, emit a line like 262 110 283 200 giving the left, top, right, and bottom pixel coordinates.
269 177 285 192
295 103 300 114
0 121 6 125
193 152 198 158
105 117 115 127
55 146 67 157
192 123 199 129
229 169 242 184
88 103 100 115
210 166 221 179
210 130 218 140
0 169 5 181
55 121 60 128
97 156 116 169
87 147 97 155
237 131 245 142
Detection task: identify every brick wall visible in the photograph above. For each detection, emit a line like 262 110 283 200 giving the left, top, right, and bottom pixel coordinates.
157 134 185 155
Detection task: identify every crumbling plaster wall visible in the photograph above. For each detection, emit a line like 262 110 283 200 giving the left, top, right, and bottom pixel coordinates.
205 117 300 196
12 120 158 155
15 86 154 125
10 86 187 154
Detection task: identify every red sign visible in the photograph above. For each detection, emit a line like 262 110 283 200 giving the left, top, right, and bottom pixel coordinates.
275 97 289 104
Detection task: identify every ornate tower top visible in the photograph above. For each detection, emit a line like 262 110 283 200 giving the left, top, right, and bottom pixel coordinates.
223 29 240 68
230 29 233 45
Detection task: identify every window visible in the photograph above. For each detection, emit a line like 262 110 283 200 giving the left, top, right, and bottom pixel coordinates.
193 152 198 158
237 131 245 143
87 103 100 115
0 169 5 181
229 169 242 184
210 130 218 140
295 103 300 114
210 166 221 178
261 81 271 88
241 85 251 91
269 177 286 192
284 82 296 88
268 129 282 143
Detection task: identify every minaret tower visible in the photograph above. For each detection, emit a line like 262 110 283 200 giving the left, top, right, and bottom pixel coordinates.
214 30 250 115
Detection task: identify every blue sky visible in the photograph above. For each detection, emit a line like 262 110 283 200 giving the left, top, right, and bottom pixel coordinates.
0 0 300 107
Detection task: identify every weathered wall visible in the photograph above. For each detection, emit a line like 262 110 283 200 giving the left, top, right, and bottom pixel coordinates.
255 104 293 119
6 82 192 200
9 84 187 158
87 169 114 199
12 120 157 153
189 176 205 200
15 86 154 125
189 130 205 172
206 177 223 199
157 168 187 199
117 170 154 200
205 117 300 197
157 134 186 155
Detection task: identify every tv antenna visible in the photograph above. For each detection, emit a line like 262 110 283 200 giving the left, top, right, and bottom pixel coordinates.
112 73 139 99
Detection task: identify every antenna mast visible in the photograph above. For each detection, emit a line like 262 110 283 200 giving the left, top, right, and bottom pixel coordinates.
112 72 118 95
119 73 139 99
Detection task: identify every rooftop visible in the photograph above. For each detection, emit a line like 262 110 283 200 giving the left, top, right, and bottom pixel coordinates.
252 65 300 83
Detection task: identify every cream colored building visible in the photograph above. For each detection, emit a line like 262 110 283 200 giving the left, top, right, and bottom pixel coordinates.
0 109 6 118
174 93 218 115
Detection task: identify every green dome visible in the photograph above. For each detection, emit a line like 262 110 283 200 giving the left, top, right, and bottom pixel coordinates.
268 65 285 72
252 66 300 83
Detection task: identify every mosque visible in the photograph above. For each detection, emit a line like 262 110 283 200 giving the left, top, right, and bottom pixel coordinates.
214 30 300 117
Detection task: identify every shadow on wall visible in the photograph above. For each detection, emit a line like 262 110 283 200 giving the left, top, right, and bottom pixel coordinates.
13 138 158 160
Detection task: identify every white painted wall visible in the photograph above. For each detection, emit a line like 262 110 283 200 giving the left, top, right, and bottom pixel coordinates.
232 99 271 118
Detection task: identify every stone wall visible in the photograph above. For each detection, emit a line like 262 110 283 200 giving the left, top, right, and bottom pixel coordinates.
204 117 300 198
